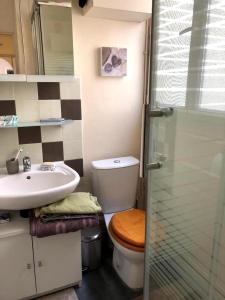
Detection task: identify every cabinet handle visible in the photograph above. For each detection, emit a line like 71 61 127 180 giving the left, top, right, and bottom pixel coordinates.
38 261 43 267
27 263 32 269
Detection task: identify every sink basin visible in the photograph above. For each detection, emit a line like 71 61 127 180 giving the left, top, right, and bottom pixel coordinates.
0 162 80 210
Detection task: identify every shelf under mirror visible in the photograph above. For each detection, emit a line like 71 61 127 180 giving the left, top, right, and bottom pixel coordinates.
0 120 73 128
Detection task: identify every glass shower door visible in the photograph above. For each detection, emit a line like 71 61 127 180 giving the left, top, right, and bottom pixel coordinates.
144 1 225 299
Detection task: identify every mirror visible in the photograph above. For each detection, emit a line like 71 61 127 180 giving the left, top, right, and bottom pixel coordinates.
0 0 74 76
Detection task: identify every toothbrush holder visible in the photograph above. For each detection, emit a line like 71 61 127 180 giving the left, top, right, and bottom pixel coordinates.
6 158 19 175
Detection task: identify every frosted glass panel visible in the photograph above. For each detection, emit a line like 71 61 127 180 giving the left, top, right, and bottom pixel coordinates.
39 4 74 75
153 1 194 108
144 1 225 299
200 2 225 111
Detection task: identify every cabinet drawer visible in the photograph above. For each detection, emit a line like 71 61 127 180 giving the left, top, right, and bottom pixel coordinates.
0 34 14 55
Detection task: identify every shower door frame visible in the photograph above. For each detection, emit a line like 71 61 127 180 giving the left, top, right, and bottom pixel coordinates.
143 1 223 299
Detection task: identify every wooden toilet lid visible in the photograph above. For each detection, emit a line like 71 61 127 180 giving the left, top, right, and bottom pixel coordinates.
110 209 145 248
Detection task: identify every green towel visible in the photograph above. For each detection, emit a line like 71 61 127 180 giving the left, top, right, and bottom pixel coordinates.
35 192 102 217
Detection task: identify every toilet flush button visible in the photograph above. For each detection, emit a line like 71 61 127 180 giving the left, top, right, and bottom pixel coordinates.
114 160 120 163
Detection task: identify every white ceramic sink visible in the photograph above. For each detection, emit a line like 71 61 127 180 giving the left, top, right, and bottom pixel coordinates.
0 162 80 210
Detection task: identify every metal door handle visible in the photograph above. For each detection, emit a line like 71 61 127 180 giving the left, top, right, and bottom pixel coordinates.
146 162 163 170
149 107 173 117
26 263 32 269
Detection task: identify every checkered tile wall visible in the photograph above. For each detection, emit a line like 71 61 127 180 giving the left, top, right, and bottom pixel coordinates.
0 81 83 176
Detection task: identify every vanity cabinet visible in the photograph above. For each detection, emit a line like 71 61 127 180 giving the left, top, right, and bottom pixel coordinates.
0 214 82 300
33 231 82 294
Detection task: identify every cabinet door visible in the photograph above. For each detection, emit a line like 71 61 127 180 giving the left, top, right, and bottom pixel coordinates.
0 234 36 300
33 231 82 294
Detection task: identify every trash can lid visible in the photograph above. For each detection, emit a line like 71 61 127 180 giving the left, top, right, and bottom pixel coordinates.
81 226 101 242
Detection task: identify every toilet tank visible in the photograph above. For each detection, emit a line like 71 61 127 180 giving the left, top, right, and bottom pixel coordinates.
91 156 139 213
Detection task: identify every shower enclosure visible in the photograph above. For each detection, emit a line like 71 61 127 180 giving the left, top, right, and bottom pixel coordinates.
144 0 225 299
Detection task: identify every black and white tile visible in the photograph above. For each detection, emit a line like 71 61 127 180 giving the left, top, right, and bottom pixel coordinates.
0 80 83 176
37 82 60 100
0 100 16 115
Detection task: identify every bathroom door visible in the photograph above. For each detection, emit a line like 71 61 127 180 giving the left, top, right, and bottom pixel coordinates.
144 1 225 299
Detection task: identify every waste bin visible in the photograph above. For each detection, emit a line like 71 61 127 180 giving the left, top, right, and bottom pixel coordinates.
81 226 101 270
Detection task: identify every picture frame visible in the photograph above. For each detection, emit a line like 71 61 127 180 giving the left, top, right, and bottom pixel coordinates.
100 47 127 77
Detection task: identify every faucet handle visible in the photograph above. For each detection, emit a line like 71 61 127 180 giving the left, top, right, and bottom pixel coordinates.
23 156 31 172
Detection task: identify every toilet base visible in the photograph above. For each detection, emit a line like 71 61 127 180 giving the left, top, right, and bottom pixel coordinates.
112 246 144 289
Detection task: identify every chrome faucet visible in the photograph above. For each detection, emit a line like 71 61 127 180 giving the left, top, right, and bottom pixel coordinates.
23 156 31 172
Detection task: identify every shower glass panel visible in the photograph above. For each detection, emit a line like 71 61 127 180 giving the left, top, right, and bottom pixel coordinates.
144 1 225 299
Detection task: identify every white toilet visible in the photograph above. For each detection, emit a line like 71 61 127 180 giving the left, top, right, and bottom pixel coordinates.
91 156 145 289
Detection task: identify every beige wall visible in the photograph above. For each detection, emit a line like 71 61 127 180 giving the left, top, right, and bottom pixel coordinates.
18 0 36 74
72 2 146 176
0 0 15 33
92 0 151 14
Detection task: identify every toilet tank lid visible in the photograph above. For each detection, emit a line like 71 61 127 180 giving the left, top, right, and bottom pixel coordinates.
92 156 139 170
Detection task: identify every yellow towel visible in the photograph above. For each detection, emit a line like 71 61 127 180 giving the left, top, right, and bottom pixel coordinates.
35 192 102 217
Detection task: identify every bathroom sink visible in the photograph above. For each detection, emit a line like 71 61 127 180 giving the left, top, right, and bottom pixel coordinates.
0 162 80 210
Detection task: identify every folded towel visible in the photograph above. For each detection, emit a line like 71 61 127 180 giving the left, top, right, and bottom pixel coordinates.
30 215 99 238
40 213 98 223
35 192 102 217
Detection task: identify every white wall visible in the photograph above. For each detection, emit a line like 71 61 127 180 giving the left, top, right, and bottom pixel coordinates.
72 2 146 176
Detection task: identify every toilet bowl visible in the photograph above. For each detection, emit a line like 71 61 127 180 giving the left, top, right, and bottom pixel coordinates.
104 209 145 289
91 156 144 289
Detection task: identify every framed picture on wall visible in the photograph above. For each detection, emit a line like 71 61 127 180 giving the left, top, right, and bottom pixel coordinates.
100 47 127 77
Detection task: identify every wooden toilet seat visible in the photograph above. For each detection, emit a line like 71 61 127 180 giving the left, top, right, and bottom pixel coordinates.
109 222 145 252
109 209 145 252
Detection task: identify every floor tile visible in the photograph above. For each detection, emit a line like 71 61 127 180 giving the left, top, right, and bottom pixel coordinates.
75 255 142 300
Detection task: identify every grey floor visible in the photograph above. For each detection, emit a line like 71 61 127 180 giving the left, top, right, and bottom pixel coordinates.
75 253 142 300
